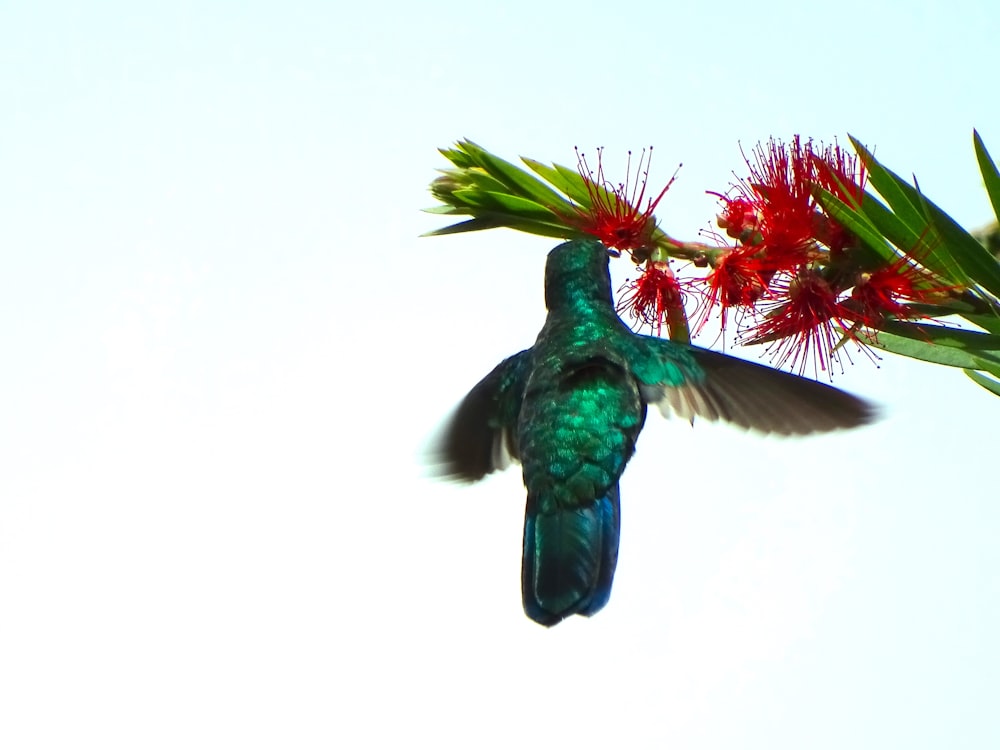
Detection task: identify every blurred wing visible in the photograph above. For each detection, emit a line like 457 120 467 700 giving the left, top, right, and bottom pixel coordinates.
433 350 532 481
630 339 877 435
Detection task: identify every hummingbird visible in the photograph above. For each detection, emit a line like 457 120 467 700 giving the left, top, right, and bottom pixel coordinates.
435 239 875 626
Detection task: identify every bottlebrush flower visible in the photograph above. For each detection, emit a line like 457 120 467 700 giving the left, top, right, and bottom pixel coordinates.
812 140 867 205
702 136 877 372
713 195 758 241
812 140 867 255
573 147 675 257
713 136 868 268
845 250 956 331
745 268 853 377
616 260 684 337
692 242 769 334
735 136 818 264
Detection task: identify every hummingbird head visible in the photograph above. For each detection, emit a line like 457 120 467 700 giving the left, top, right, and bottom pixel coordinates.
543 240 615 311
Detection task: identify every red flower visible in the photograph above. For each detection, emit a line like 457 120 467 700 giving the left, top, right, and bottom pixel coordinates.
746 268 852 377
574 147 675 256
616 261 683 337
845 250 955 330
739 136 818 264
812 140 867 206
811 141 867 255
693 243 769 334
713 136 868 268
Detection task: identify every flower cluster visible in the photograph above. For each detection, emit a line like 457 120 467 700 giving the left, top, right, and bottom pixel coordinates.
696 137 955 376
569 147 688 337
427 132 1000 396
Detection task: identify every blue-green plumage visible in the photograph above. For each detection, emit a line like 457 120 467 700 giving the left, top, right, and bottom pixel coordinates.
437 239 874 626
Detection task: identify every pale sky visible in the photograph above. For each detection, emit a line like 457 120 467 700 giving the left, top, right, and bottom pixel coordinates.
2 2 998 748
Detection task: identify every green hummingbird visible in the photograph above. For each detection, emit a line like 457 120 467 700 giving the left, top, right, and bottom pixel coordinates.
436 239 875 626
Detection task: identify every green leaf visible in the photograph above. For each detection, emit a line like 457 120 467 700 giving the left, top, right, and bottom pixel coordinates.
965 368 1000 397
901 303 988 321
423 204 470 215
958 311 1000 334
868 322 1000 379
454 140 575 211
848 141 965 284
422 214 578 240
437 146 473 169
421 216 510 236
850 137 926 232
555 163 597 206
863 329 990 370
429 170 512 211
916 190 1000 300
450 190 562 223
428 142 600 242
454 170 512 195
854 192 928 260
521 158 592 208
974 130 1000 227
880 320 1000 355
850 135 1000 299
814 188 897 264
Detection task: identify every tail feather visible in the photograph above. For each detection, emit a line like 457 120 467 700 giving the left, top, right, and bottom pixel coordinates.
521 485 621 626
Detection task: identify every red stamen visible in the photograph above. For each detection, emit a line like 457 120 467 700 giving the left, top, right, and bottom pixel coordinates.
846 247 957 331
616 261 684 337
574 147 676 256
747 268 853 377
812 140 867 206
693 243 769 334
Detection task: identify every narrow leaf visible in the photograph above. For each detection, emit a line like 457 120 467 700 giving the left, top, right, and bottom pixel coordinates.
916 190 1000 300
554 163 598 208
815 188 897 263
439 146 476 170
850 135 1000 298
958 311 1000 334
849 137 926 231
423 204 469 215
974 130 1000 226
965 368 1000 397
862 329 989 369
452 189 562 223
454 170 513 195
422 216 510 236
880 320 1000 355
457 141 574 210
856 191 920 249
521 158 592 207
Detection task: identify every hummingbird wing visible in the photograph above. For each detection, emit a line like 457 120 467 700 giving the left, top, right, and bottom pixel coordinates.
626 337 877 435
434 349 533 481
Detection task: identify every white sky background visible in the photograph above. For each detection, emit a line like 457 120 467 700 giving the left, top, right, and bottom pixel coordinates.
1 1 998 747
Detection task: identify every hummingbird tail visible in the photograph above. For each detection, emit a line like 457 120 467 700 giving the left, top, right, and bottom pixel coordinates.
521 484 621 627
